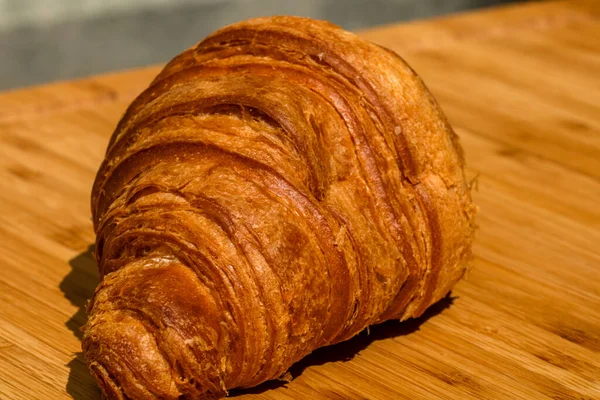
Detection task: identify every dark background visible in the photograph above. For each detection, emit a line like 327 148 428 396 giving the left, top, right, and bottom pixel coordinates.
0 0 525 90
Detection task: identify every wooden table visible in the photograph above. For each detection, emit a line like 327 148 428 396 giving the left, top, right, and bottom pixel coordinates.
1 1 599 399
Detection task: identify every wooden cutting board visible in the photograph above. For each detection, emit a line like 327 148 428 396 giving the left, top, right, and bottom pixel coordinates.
0 1 598 399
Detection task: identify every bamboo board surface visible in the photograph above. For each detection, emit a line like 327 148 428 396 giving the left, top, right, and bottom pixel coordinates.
0 1 599 399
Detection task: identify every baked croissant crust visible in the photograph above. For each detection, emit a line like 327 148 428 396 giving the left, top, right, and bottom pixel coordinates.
83 16 475 399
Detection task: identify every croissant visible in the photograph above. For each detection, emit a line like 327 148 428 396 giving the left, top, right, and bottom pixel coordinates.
83 16 475 399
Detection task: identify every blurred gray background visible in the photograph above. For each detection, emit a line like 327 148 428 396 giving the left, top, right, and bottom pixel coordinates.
0 0 523 90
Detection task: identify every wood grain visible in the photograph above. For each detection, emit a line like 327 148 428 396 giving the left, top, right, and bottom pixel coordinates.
0 1 599 399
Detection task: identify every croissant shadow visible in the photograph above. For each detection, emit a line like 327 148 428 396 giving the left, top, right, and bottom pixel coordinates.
61 247 455 399
61 245 102 400
229 294 455 397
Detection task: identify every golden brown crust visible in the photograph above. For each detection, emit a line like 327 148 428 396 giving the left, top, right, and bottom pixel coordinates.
84 16 476 399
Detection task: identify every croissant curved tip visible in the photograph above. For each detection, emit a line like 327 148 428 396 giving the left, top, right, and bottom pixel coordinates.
84 262 233 399
83 310 181 399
